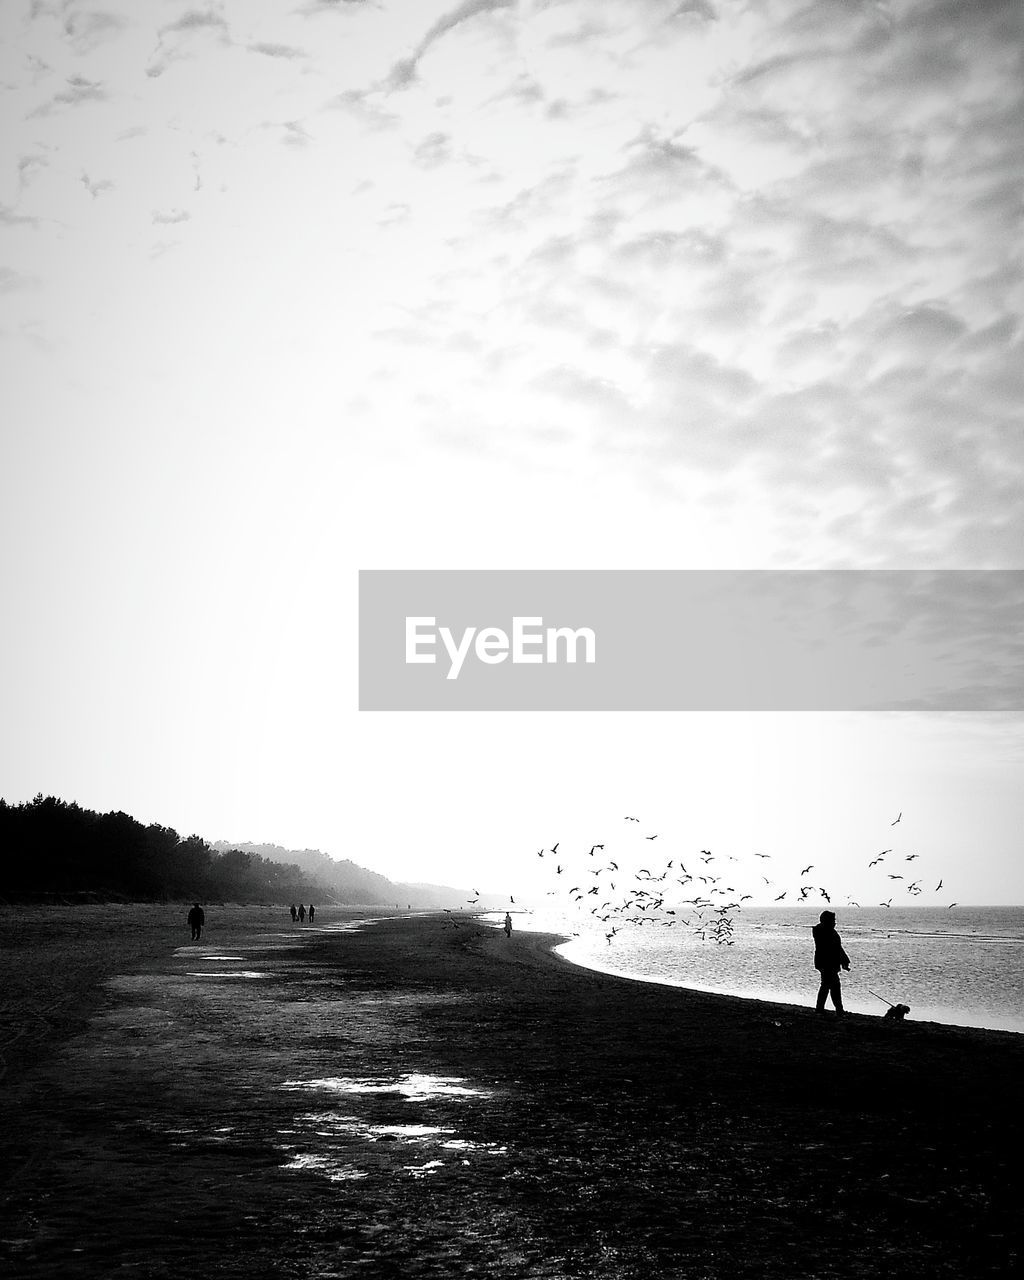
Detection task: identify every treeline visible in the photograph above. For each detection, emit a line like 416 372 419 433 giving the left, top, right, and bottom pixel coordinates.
0 795 323 904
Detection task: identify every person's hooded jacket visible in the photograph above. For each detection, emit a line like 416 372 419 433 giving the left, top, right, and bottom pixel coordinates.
812 919 850 973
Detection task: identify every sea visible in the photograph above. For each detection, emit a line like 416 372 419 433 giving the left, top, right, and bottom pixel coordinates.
493 906 1024 1035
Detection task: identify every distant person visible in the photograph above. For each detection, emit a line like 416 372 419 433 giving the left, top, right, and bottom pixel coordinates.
503 912 513 938
812 910 850 1016
290 904 298 923
187 903 205 942
308 904 315 924
298 903 306 923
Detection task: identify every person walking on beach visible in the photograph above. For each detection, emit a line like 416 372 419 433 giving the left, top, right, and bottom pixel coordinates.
308 904 315 924
503 912 513 938
298 903 306 924
812 910 850 1016
290 904 297 923
187 903 205 942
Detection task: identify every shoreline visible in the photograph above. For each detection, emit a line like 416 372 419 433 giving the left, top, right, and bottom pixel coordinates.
481 911 1024 1039
2 905 1022 1278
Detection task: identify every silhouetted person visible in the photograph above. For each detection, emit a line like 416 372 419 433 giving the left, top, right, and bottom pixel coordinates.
187 903 205 942
812 910 849 1015
298 903 306 923
308 904 315 923
503 912 513 938
290 904 297 923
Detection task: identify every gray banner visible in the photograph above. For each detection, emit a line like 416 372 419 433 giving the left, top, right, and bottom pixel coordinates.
358 570 1024 711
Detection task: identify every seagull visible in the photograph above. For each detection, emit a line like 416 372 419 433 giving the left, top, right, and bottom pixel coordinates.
625 816 640 822
935 879 943 890
755 852 771 859
891 812 902 825
905 854 919 861
800 865 814 876
774 892 787 901
887 874 904 880
819 889 831 903
645 834 659 840
551 843 559 854
589 844 604 855
880 898 892 908
947 902 958 909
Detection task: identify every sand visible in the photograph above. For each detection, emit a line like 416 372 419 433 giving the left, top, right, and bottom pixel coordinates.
1 904 1021 1279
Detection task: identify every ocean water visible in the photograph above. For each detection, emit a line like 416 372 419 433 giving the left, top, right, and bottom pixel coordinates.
502 906 1024 1035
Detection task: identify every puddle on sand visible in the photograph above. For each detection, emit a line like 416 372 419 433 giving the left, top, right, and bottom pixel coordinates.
276 1080 508 1185
296 1113 455 1142
280 1073 492 1101
185 971 264 979
281 1154 369 1181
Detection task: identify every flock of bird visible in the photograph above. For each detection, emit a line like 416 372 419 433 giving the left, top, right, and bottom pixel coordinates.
517 811 957 946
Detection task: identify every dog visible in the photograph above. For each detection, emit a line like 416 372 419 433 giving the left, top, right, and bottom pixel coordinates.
883 1003 911 1021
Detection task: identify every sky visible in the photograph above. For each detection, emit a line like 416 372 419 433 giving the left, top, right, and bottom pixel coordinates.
1 0 1022 905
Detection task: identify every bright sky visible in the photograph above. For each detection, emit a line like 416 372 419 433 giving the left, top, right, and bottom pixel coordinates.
2 1 1022 904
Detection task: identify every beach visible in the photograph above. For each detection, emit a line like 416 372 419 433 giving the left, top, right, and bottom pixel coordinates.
1 905 1021 1279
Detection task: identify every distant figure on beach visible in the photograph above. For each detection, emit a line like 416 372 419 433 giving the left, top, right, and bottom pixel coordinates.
503 912 513 938
812 910 850 1016
290 904 297 923
308 904 315 924
298 903 306 924
187 903 205 942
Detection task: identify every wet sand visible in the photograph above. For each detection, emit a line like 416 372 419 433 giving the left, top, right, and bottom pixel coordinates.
1 904 1021 1278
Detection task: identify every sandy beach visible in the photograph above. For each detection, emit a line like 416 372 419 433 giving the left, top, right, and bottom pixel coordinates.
1 904 1021 1279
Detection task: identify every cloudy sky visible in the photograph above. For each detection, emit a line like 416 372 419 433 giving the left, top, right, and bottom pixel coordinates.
2 0 1022 903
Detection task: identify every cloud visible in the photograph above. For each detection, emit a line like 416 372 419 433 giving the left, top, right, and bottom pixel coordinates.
384 0 516 90
0 266 40 293
63 9 128 54
28 76 107 117
146 7 231 77
247 42 308 60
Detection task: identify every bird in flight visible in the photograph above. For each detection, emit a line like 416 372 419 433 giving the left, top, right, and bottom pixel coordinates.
891 812 902 825
935 879 943 890
625 816 640 822
905 854 919 861
887 874 904 880
800 865 814 876
947 902 958 909
550 842 559 854
774 892 787 901
755 852 771 859
645 834 659 840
